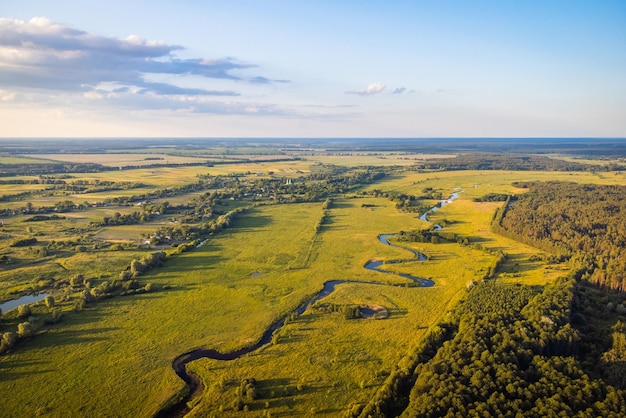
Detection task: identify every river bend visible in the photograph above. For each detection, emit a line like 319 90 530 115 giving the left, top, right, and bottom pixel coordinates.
156 193 460 417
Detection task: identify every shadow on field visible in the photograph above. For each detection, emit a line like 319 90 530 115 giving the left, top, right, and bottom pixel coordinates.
467 236 495 244
246 378 340 414
158 253 228 274
384 307 408 319
230 215 273 231
331 201 353 209
20 327 118 352
0 358 55 382
499 254 544 274
278 333 306 344
258 377 292 395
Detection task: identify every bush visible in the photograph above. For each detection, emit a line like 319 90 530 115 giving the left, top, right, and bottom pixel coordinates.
73 299 86 312
69 274 84 287
16 322 33 338
17 304 31 318
0 332 16 353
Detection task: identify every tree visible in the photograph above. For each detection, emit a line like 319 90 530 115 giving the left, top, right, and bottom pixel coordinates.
44 295 54 309
17 322 33 338
70 274 84 287
74 299 86 312
130 259 144 277
50 308 63 323
81 289 94 303
232 396 244 411
119 270 132 280
17 304 31 318
0 331 17 353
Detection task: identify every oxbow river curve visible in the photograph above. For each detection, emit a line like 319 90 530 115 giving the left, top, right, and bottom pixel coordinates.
156 192 461 417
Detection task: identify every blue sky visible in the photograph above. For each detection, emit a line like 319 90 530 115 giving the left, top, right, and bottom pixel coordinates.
1 1 624 137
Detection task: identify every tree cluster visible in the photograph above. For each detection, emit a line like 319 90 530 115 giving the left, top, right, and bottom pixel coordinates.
398 279 626 417
496 182 626 291
408 154 610 172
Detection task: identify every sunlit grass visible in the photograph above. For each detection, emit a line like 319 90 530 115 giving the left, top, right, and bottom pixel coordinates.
0 164 621 417
27 153 217 167
363 169 626 200
302 153 455 167
0 202 325 417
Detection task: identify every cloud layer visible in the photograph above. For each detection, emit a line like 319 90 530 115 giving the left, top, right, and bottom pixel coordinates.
0 17 293 115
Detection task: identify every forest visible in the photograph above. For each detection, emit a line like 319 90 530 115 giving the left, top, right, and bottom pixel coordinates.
398 279 626 417
495 182 626 291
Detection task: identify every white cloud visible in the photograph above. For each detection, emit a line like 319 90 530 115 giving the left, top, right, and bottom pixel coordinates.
0 17 288 106
345 82 386 96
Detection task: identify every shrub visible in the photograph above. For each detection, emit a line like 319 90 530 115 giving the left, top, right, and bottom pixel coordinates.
0 331 17 353
69 274 84 287
17 322 33 338
17 304 31 318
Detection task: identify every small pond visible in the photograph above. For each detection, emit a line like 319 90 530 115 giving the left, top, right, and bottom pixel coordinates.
0 293 49 313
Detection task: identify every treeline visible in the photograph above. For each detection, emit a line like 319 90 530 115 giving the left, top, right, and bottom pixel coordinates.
362 189 434 214
398 278 626 417
495 182 626 291
0 162 105 177
110 157 298 171
355 278 626 417
474 192 509 202
0 158 302 177
408 154 612 172
155 207 249 242
94 211 154 227
0 199 84 216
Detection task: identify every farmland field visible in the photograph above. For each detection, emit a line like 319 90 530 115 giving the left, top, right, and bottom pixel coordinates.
0 140 625 417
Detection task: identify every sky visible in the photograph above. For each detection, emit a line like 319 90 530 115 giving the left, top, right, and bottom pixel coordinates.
0 1 624 138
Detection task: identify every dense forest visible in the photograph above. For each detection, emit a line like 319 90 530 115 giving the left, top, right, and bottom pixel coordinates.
399 279 626 417
495 182 626 291
408 154 620 172
354 279 626 417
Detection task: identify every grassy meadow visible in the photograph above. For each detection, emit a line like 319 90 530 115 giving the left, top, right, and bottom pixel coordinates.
0 202 326 417
301 152 455 167
1 149 625 417
28 153 217 167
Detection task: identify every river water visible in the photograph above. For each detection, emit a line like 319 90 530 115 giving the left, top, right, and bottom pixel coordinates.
0 293 49 313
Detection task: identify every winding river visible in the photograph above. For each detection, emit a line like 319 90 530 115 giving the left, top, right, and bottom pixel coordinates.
156 193 460 417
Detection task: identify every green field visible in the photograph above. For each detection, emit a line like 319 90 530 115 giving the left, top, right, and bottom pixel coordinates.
1 148 625 417
301 152 456 167
28 153 217 167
